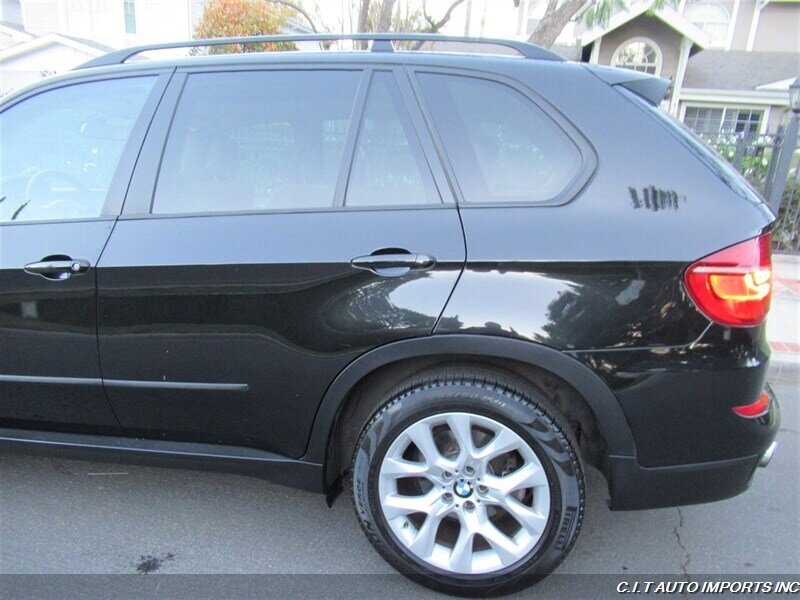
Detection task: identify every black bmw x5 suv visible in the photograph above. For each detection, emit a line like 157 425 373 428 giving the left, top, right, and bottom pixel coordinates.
0 34 780 596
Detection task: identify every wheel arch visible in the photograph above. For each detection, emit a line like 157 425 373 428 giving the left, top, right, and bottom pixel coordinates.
301 335 636 489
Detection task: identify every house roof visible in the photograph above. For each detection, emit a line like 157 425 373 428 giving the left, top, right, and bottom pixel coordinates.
682 50 800 90
0 20 34 41
0 31 115 62
0 20 29 35
757 77 799 91
56 34 116 54
580 2 710 48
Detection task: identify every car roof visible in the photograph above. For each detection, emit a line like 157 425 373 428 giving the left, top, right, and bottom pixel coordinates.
77 33 563 70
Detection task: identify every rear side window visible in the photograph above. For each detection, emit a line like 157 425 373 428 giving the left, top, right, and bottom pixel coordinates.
417 73 582 204
345 72 440 207
151 70 361 214
0 76 155 223
619 88 763 204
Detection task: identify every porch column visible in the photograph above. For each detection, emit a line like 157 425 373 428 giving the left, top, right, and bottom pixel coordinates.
669 36 693 116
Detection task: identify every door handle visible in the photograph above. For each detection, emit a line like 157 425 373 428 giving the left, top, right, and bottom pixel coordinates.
351 252 436 276
24 257 90 281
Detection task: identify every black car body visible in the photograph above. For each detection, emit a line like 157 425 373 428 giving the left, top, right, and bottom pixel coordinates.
0 34 780 595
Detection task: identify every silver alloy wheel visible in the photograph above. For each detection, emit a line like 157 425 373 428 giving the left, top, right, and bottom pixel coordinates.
378 412 551 575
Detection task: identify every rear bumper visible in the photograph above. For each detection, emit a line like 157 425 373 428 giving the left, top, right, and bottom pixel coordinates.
607 384 780 510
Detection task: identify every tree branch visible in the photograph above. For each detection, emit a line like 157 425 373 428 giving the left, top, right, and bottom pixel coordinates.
527 0 587 48
420 0 467 33
266 0 319 33
411 0 467 49
377 0 397 32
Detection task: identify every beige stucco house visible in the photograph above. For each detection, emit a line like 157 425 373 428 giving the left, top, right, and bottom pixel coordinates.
577 0 800 135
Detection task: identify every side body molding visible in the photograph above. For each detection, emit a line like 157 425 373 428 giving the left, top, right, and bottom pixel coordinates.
302 334 637 463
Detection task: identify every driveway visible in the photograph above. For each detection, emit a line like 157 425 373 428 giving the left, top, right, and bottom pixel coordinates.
1 382 797 599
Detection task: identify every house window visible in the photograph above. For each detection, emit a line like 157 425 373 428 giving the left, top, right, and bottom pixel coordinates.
611 38 662 76
683 106 764 135
724 108 764 135
685 1 730 46
124 0 136 34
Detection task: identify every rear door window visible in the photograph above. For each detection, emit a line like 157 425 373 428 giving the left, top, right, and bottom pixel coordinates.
151 70 361 214
416 73 583 205
345 71 440 207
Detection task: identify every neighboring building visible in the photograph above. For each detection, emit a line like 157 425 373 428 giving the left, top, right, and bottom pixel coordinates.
437 0 798 134
0 0 206 93
1 0 205 49
0 20 32 50
576 0 800 134
0 31 113 92
0 0 311 94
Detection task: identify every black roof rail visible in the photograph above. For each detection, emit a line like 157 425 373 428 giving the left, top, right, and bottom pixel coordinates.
76 33 563 69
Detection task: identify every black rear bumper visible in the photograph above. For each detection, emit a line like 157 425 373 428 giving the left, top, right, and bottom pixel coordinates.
607 384 780 510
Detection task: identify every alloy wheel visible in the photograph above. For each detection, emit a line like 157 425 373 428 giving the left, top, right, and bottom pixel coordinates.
377 412 551 575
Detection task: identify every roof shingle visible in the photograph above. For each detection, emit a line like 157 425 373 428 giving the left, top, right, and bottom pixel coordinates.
683 50 799 90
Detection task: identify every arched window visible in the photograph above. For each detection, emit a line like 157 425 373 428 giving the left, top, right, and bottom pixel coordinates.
685 1 730 45
611 38 662 76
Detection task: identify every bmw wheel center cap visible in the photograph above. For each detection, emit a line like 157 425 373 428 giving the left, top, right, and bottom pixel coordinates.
454 479 473 498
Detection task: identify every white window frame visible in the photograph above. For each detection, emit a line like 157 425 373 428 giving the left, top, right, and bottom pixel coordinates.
679 102 770 135
611 37 664 77
684 1 731 48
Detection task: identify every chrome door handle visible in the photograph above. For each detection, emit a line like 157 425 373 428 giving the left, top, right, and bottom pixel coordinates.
24 258 90 280
350 253 436 272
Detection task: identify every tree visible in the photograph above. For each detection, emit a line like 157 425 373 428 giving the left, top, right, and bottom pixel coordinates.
527 0 590 49
528 0 669 49
194 0 297 53
349 0 466 49
355 0 466 34
263 0 321 32
417 0 468 34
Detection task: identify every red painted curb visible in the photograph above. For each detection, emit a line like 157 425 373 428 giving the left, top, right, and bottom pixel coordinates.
776 278 800 294
770 341 800 353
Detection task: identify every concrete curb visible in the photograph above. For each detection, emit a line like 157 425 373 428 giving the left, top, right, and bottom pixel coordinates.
768 352 800 385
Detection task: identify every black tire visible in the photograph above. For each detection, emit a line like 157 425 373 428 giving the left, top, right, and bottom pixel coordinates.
349 367 585 597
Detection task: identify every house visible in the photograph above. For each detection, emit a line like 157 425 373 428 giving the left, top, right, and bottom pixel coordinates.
0 31 115 94
0 0 203 94
0 0 313 94
0 20 32 50
437 0 797 135
576 0 800 134
0 0 205 49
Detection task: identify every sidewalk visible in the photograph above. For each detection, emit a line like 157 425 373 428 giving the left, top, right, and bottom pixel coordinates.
768 253 800 384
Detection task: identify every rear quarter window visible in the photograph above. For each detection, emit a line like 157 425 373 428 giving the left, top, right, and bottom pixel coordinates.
618 87 765 206
416 73 583 205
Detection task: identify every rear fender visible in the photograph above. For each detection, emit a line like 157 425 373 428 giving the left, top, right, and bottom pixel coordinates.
302 334 636 465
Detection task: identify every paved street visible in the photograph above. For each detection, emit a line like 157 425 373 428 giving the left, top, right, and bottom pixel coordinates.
1 382 797 599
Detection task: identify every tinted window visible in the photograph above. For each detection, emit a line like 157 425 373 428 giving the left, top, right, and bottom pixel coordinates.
620 87 762 204
151 70 361 214
417 73 582 204
0 76 155 223
346 72 439 206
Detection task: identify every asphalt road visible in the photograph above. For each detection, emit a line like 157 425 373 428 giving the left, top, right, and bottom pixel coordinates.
1 383 797 599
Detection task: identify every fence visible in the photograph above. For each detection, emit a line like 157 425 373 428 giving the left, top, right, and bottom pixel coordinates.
697 126 800 253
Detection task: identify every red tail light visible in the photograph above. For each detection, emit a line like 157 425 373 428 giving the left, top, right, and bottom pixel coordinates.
732 391 771 418
684 233 772 327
